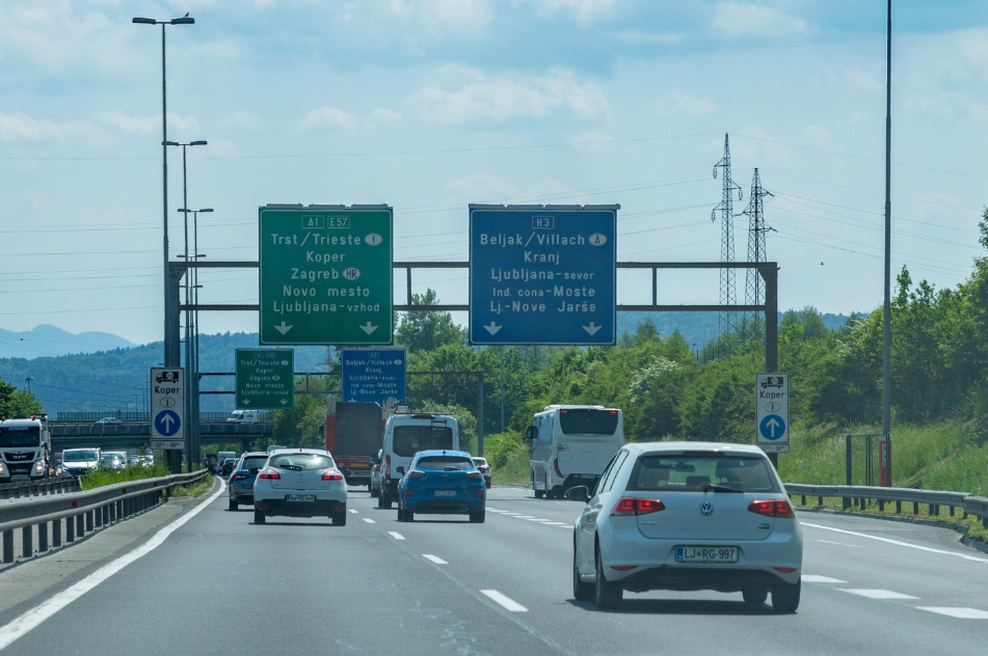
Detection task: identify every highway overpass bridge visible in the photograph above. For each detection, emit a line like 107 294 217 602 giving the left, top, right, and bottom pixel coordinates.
50 419 275 453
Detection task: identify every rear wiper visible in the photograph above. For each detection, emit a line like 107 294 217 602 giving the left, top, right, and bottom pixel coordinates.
281 465 302 471
703 483 742 493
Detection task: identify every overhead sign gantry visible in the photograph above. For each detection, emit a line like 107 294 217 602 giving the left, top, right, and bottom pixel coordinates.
258 204 393 345
468 204 617 345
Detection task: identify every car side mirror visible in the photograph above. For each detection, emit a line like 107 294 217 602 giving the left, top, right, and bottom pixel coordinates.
525 425 538 440
565 486 590 503
396 466 405 475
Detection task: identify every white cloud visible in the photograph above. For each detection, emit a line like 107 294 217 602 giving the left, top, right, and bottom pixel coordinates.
218 110 264 131
383 0 494 36
711 2 809 40
900 28 988 122
300 106 356 130
369 108 403 126
655 90 716 116
613 30 682 45
95 111 200 136
0 112 63 143
526 0 618 27
405 65 608 124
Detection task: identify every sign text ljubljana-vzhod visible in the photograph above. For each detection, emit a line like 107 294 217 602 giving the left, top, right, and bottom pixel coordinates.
469 204 617 345
259 204 393 345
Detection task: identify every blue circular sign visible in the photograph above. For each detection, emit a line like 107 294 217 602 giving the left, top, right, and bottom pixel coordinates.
759 414 786 441
154 410 182 437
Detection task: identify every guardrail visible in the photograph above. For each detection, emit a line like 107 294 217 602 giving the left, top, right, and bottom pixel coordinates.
0 478 81 500
785 483 988 528
0 470 209 565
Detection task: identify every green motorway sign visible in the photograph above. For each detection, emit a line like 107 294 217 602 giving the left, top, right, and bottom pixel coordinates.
259 204 393 345
236 348 295 409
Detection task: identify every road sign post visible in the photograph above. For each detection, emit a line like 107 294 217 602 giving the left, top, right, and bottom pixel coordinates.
469 204 617 345
236 349 295 410
259 204 393 345
151 367 185 451
341 348 407 407
756 373 789 454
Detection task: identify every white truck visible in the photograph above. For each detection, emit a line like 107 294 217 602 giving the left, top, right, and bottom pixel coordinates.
0 414 53 481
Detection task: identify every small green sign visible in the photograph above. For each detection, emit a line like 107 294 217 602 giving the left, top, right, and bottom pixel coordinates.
236 349 295 409
259 204 393 345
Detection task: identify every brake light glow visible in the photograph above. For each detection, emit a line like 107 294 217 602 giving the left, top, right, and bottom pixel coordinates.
611 497 665 516
257 468 280 480
553 458 564 478
233 473 249 481
747 499 795 518
407 469 425 479
322 469 344 481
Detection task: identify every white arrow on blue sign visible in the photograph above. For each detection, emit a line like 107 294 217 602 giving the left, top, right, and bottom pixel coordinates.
759 414 786 440
154 410 182 437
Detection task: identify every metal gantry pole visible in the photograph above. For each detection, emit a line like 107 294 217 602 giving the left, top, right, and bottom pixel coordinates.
881 0 894 487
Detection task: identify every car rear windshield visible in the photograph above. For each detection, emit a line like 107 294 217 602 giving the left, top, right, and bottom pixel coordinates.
240 456 268 471
269 453 334 471
416 456 474 471
558 409 619 435
628 454 778 493
63 450 98 462
0 426 41 448
393 425 454 457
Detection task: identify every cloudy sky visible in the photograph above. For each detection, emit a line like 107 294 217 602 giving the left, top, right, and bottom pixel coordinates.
1 0 987 347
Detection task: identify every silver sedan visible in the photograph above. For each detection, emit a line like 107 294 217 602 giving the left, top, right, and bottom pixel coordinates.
252 449 348 526
571 441 803 612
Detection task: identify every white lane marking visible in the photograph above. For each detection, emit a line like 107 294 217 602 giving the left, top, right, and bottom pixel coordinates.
422 554 448 565
481 590 528 612
802 522 988 563
512 515 537 519
0 476 227 652
917 607 988 619
525 518 552 522
348 509 358 514
803 575 847 584
545 522 571 526
817 540 863 548
362 518 375 524
844 589 919 600
388 531 405 540
556 525 571 529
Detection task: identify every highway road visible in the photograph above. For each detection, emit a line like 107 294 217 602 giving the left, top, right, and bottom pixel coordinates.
1 482 986 655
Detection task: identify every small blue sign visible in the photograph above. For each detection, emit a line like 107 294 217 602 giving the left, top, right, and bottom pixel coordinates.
154 410 182 437
759 414 786 441
342 348 406 406
469 204 617 345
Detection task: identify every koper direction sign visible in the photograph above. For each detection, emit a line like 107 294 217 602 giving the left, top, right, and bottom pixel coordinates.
236 348 295 410
341 347 407 407
259 204 393 345
469 204 617 345
150 367 184 450
756 373 790 454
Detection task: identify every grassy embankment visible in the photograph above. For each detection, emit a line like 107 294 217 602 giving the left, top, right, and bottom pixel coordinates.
80 466 214 498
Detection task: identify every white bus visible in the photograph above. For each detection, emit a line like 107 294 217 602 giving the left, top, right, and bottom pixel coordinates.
525 405 624 499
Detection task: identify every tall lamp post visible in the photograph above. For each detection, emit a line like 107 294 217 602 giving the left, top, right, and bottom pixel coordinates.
133 14 195 473
177 207 211 467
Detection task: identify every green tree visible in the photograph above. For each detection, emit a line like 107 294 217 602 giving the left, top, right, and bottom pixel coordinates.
395 289 465 353
0 378 43 416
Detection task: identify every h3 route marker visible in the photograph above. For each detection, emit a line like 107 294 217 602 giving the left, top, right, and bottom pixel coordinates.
259 204 393 345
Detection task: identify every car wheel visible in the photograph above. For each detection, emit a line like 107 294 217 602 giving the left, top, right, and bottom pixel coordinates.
332 514 347 527
485 480 491 489
469 510 485 523
772 578 801 614
228 499 238 511
370 486 379 498
380 493 393 509
742 585 768 604
534 488 544 499
573 546 594 602
406 510 414 522
594 545 623 610
253 509 266 525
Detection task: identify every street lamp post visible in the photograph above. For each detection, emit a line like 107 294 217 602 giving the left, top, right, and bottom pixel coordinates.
177 206 211 469
24 377 33 394
133 14 195 474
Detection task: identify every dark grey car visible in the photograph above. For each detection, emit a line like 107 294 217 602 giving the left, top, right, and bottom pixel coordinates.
228 452 270 510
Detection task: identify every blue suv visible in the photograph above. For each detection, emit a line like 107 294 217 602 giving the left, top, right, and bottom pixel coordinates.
397 450 486 523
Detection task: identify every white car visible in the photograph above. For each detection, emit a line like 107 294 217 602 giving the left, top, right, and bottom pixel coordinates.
252 449 348 526
472 456 492 489
571 442 803 612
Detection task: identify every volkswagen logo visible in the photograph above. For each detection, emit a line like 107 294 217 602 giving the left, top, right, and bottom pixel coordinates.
699 502 714 516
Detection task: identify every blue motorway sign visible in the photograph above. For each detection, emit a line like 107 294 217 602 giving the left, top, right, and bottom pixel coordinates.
154 410 182 437
469 204 617 345
759 414 787 441
341 348 407 407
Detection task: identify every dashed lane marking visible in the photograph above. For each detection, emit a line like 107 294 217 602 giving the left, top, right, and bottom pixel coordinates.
348 509 358 514
481 590 528 612
387 531 405 540
844 589 919 600
362 518 375 524
422 554 448 565
803 575 847 584
917 607 988 619
817 540 863 548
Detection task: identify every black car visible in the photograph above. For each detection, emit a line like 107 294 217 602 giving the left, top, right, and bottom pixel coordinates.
220 458 237 477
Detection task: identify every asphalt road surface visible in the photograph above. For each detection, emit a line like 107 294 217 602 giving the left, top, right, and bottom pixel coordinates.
1 482 986 656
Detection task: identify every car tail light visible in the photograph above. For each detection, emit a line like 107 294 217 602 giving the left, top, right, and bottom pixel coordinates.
407 469 425 479
774 567 797 573
385 454 391 479
466 470 482 480
233 473 249 481
477 490 484 499
322 469 344 481
747 499 795 518
611 497 665 516
406 490 414 498
257 468 280 480
553 458 563 478
610 565 638 571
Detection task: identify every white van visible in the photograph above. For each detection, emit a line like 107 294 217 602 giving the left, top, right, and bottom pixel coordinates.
377 412 458 509
60 447 102 477
526 405 624 499
227 410 260 423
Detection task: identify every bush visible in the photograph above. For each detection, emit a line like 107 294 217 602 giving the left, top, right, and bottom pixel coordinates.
484 431 524 468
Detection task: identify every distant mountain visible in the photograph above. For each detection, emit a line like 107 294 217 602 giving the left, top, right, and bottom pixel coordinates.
0 325 134 359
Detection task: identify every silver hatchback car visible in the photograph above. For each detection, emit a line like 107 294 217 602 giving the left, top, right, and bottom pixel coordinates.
571 442 803 612
252 449 349 526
